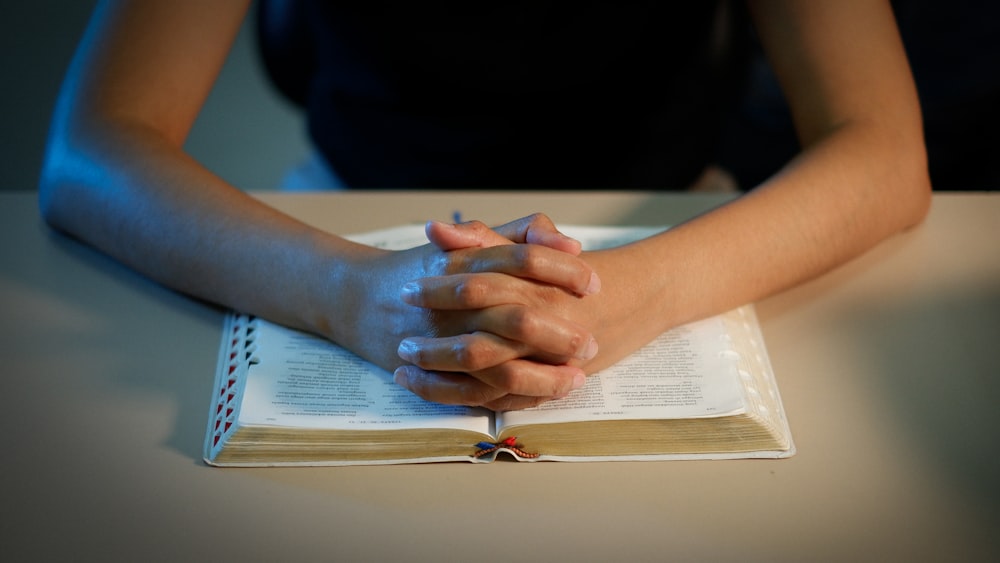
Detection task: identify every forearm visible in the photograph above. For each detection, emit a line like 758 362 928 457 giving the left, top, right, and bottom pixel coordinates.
37 0 352 333
622 119 931 345
651 0 932 328
581 0 933 371
38 118 600 390
397 116 931 381
38 120 367 340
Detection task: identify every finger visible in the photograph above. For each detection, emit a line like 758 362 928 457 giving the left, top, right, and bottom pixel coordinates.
425 214 583 255
425 219 512 251
397 332 526 372
470 359 587 401
481 394 558 412
393 362 586 407
402 272 543 309
418 245 601 296
394 366 558 411
394 366 507 406
399 308 597 366
492 213 583 255
403 271 596 310
423 219 599 296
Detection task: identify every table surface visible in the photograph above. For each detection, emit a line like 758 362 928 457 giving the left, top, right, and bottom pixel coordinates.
2 191 998 562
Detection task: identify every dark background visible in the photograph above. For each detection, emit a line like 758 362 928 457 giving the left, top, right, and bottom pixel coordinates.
2 1 995 193
0 1 309 193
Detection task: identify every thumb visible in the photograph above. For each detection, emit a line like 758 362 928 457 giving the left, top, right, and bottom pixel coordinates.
493 213 582 255
424 220 512 251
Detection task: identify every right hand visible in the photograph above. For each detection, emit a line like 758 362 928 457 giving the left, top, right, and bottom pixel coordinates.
336 214 600 409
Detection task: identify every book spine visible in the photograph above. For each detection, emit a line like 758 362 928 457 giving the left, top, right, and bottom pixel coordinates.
206 313 259 461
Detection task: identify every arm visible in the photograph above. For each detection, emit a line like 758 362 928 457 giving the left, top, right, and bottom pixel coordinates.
38 0 596 400
395 0 931 403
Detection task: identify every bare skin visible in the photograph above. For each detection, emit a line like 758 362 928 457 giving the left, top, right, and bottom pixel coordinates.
40 0 931 411
391 1 932 408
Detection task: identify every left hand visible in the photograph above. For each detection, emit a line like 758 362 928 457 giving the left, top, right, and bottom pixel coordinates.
394 217 667 410
393 214 606 410
395 224 684 410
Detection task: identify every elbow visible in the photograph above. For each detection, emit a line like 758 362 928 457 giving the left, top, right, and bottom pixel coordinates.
37 127 94 237
872 116 933 233
909 173 933 230
897 95 934 229
38 87 77 232
38 147 64 231
37 140 72 233
900 139 933 231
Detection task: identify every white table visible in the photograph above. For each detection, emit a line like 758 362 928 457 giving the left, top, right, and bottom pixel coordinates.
2 191 997 561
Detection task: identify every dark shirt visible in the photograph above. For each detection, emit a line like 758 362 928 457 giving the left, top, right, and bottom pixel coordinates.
716 0 1000 190
262 1 745 189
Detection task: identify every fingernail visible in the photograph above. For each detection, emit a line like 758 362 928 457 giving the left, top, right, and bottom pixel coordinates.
571 373 587 390
393 366 410 388
585 272 601 295
397 339 418 362
578 337 599 361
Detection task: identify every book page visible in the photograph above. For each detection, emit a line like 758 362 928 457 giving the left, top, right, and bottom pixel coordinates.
452 224 748 430
348 223 670 253
346 224 432 250
559 225 668 250
240 224 690 435
238 320 493 434
498 314 748 429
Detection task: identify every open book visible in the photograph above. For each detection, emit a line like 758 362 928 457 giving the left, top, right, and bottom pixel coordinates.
203 225 794 466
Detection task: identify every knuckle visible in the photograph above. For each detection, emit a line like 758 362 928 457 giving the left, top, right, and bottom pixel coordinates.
451 335 485 370
489 362 529 394
450 334 504 371
526 212 551 227
405 347 429 367
425 251 452 276
458 380 500 408
461 220 490 236
512 244 543 275
507 307 542 340
565 331 586 356
452 276 489 306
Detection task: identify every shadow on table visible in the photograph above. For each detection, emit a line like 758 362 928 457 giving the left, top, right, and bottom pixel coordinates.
843 280 1000 527
40 225 224 464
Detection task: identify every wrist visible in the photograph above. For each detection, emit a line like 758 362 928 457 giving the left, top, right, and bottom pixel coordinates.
301 234 384 347
577 247 677 373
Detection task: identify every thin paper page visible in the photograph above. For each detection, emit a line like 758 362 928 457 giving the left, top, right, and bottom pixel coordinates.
559 225 668 250
347 223 668 253
241 224 679 434
238 320 492 434
345 224 430 250
499 315 748 428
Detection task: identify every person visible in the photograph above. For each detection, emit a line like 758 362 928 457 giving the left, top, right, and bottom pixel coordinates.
39 1 931 411
717 0 1000 191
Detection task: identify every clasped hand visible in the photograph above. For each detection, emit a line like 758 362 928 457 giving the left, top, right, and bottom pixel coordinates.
361 214 602 411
